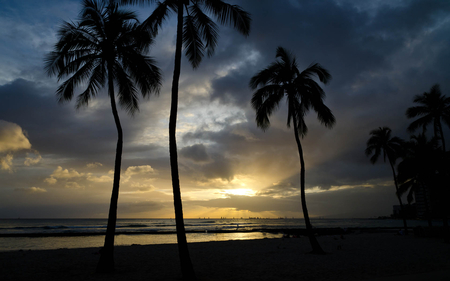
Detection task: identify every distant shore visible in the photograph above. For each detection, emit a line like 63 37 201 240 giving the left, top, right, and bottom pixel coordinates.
1 232 449 281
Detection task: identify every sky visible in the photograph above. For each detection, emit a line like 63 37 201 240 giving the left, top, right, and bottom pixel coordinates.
0 0 449 219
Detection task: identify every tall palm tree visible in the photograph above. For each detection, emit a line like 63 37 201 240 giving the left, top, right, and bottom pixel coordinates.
365 127 408 234
119 1 250 280
250 46 335 254
45 0 161 273
406 84 450 152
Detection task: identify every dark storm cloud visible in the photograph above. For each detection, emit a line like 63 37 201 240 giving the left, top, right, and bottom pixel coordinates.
180 144 210 162
119 200 169 214
210 70 253 107
0 79 169 169
187 0 450 195
0 79 115 159
257 181 298 198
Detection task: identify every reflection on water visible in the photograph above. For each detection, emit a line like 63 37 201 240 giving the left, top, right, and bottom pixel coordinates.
0 232 282 252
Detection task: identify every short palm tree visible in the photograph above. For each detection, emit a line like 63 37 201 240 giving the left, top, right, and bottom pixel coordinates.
119 1 250 280
45 0 161 273
250 46 335 254
365 127 408 234
406 84 450 152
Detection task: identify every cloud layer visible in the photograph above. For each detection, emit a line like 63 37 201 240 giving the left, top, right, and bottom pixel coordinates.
0 0 449 218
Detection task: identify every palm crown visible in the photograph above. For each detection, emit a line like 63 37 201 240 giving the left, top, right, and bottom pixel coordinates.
406 84 450 151
365 126 404 165
45 0 161 113
121 0 251 68
250 47 335 136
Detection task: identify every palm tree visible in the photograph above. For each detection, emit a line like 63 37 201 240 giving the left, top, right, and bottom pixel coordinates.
118 1 250 280
250 47 335 254
365 127 408 234
406 84 450 152
397 134 439 226
45 0 161 273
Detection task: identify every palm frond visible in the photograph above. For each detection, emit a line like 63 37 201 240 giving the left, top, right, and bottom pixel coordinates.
140 1 172 35
249 62 282 89
76 62 106 108
299 63 332 84
407 115 433 133
190 4 218 57
121 51 162 97
252 86 284 130
183 14 204 68
202 0 251 36
114 63 139 115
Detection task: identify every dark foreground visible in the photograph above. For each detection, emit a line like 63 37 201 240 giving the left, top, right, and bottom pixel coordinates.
1 233 449 281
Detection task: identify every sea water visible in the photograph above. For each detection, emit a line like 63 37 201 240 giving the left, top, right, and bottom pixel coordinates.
0 218 438 251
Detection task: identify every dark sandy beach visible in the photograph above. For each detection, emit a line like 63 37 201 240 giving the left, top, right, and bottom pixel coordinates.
1 232 449 281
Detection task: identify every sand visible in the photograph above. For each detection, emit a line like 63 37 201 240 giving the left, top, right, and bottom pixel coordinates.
1 232 449 281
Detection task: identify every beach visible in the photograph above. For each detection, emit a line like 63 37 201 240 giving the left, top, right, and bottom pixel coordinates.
1 232 449 281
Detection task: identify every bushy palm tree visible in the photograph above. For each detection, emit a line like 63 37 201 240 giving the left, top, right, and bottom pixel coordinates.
406 84 450 152
45 0 161 273
365 127 408 234
250 46 335 254
118 1 250 279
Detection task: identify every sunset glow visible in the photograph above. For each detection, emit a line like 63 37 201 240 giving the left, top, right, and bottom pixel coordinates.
0 0 449 220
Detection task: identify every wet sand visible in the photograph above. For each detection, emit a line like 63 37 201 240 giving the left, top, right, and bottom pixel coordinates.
0 232 449 281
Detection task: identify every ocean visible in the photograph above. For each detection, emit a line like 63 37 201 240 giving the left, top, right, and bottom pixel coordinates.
0 218 437 251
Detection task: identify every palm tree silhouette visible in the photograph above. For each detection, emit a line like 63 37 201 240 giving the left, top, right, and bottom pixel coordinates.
406 84 450 152
250 47 335 254
45 0 161 273
119 1 250 279
397 134 439 226
365 127 408 234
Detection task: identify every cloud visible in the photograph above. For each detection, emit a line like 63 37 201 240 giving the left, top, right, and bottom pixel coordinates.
124 165 157 177
180 144 210 162
128 182 155 193
0 154 13 172
86 174 112 183
45 166 85 184
119 200 168 214
65 182 84 189
258 181 299 198
86 162 103 168
0 120 31 153
24 150 41 166
44 177 57 185
15 187 47 193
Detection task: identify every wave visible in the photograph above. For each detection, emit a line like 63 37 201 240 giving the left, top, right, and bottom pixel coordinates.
117 224 149 228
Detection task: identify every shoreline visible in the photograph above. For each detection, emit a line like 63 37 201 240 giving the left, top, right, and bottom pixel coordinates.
1 232 449 281
0 226 415 238
0 226 442 238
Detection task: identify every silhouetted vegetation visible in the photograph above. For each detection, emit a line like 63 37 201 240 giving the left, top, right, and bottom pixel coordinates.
404 84 450 238
44 0 161 272
406 84 450 152
119 0 250 279
365 127 409 234
367 84 450 240
250 46 335 254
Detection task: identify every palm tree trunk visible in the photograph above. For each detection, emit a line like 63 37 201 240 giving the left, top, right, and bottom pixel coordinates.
388 158 408 235
438 119 446 152
97 70 123 273
293 116 325 254
419 182 433 227
169 2 196 280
